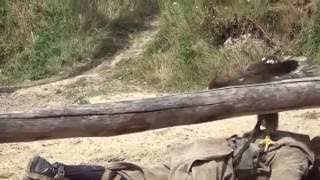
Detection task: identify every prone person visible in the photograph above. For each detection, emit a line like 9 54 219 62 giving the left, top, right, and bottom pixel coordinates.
23 130 318 180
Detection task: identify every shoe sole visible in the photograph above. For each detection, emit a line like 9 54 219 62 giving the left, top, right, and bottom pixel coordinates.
22 156 53 180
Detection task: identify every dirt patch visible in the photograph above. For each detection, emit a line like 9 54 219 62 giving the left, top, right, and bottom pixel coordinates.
294 110 320 120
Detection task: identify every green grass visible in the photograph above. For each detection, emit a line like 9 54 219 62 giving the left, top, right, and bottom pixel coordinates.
114 37 270 92
292 0 320 63
0 0 158 84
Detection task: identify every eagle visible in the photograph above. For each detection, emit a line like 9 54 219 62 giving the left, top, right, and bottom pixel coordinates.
208 55 318 151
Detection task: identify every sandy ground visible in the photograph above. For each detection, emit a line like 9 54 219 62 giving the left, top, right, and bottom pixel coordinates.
0 16 319 179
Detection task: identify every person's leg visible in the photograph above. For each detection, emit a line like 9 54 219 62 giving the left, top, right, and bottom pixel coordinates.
24 156 169 180
63 165 105 180
23 156 105 180
267 146 310 180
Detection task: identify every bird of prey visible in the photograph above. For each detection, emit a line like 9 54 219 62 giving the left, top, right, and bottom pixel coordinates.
208 55 318 151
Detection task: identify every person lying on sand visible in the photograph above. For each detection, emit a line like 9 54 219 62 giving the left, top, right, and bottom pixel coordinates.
23 130 319 180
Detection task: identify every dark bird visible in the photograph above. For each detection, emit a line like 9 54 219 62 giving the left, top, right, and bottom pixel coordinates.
208 55 318 151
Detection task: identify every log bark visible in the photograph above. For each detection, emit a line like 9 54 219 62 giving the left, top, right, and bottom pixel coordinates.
1 77 320 143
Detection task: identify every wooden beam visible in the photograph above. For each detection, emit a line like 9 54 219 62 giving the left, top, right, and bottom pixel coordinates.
1 77 320 143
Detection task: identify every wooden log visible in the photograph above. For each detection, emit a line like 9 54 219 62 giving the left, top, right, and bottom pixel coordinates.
1 77 320 143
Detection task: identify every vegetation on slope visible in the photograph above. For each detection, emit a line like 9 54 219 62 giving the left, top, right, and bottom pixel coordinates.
1 0 320 92
0 0 157 84
115 0 319 92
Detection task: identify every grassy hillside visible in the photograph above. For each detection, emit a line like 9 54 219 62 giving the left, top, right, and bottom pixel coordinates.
115 0 320 92
1 0 319 91
0 0 157 84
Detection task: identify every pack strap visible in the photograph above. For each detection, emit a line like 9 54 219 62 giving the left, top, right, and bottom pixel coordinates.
104 162 146 180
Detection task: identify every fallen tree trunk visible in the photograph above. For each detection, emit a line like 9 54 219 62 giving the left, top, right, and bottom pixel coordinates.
1 77 320 143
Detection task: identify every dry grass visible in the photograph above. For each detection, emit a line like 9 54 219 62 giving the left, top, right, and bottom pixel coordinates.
114 0 316 92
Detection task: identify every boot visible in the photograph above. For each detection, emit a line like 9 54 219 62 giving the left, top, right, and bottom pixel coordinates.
23 155 67 180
